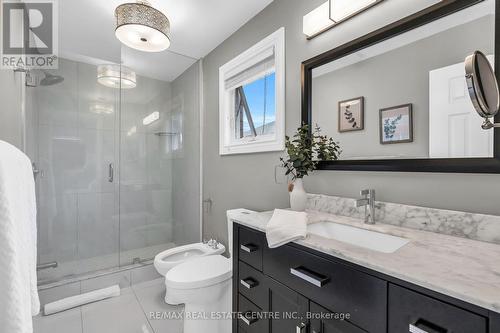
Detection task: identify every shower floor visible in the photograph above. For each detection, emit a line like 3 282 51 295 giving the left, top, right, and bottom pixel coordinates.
38 243 176 286
33 279 183 333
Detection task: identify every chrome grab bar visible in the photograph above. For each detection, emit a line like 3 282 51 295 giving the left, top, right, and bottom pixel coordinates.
290 266 330 287
37 262 58 271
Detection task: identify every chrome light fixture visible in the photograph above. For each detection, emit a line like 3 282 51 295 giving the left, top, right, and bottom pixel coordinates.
115 0 171 52
97 64 137 89
303 0 383 39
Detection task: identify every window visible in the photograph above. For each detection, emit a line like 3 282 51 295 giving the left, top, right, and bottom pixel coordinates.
219 28 285 155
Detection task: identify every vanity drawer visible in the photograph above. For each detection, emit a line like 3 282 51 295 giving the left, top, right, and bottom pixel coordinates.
238 261 266 309
239 227 264 271
238 294 268 333
388 284 487 333
264 244 387 333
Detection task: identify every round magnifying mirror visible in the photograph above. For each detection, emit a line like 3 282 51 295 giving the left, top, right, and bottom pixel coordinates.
465 51 500 124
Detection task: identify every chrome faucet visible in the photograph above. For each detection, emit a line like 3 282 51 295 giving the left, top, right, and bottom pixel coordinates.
206 238 219 250
356 189 376 224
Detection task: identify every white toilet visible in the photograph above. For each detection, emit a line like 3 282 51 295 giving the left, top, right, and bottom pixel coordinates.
164 220 234 333
165 256 232 333
153 242 225 304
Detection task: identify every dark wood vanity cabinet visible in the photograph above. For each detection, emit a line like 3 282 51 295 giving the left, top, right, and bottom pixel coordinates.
310 303 367 333
264 277 309 333
388 284 487 333
233 224 495 333
263 241 387 332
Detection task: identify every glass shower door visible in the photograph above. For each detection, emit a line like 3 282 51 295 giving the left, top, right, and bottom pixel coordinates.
118 50 202 266
30 59 121 283
25 51 202 282
118 67 176 265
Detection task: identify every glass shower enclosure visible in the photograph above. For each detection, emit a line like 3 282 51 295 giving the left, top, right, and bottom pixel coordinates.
18 52 202 284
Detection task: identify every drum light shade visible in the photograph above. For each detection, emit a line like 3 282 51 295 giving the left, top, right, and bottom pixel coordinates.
115 1 171 52
97 64 137 89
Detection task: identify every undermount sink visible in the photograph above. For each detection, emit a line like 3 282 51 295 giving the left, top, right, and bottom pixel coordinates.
307 221 409 254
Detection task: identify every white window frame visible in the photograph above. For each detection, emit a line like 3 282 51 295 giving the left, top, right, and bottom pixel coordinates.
219 27 285 155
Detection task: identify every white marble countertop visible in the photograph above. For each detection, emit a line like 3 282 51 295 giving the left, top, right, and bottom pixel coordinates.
228 209 500 314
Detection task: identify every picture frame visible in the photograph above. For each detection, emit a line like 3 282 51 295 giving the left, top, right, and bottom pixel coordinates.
379 104 413 144
338 97 364 132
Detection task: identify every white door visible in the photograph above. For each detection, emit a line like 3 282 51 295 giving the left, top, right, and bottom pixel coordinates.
429 57 494 158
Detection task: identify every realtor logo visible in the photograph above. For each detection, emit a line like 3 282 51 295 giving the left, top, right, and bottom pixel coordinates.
1 0 58 69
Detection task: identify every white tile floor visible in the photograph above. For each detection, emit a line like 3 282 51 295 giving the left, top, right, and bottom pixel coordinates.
33 279 183 333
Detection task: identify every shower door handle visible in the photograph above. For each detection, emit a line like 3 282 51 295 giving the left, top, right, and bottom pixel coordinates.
108 163 114 183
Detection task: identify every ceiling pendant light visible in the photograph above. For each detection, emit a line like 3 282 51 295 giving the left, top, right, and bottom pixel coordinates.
97 64 137 89
115 0 171 52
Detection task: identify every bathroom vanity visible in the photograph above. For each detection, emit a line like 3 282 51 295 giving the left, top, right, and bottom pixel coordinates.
229 202 500 333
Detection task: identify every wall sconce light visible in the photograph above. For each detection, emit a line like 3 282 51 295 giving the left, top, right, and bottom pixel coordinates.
303 0 384 39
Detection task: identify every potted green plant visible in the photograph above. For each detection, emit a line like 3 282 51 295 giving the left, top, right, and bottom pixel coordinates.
280 124 341 211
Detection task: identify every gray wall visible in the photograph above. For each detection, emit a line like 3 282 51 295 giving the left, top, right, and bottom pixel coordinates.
202 0 500 248
313 16 494 159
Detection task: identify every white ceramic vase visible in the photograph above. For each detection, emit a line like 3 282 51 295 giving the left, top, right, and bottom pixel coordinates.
290 178 307 212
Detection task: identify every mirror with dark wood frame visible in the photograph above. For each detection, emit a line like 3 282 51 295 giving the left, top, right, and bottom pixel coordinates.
301 0 500 173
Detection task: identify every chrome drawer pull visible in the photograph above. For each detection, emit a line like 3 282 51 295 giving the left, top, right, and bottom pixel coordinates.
296 322 307 333
409 325 429 333
240 311 258 326
240 243 258 253
290 266 330 287
240 277 259 289
409 319 447 333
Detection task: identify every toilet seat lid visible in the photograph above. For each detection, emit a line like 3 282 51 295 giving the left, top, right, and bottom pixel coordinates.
165 255 232 290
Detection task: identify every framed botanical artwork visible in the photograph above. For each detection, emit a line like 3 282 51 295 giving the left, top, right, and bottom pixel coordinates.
379 104 413 144
338 97 364 132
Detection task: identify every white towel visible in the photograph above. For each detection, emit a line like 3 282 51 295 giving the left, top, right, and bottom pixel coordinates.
266 209 308 248
0 141 40 333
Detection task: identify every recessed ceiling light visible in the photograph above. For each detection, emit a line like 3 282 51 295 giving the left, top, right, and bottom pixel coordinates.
97 64 137 89
115 0 171 52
